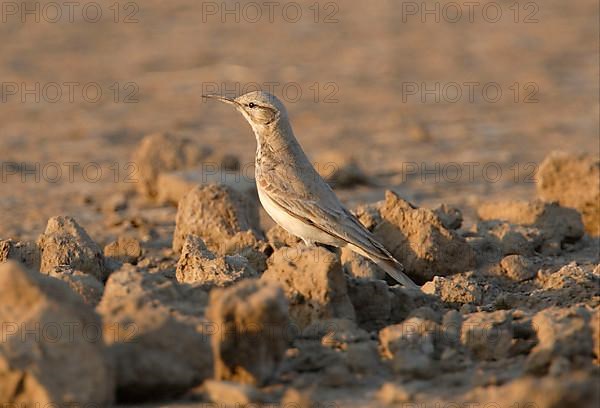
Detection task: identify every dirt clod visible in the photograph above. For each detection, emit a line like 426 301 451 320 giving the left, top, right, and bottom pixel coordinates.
499 254 538 281
176 234 256 288
206 279 290 386
0 239 40 270
341 245 386 280
47 265 104 307
0 261 114 407
37 216 108 281
203 380 266 406
346 277 391 331
262 246 355 328
537 152 600 236
461 310 513 360
373 191 476 282
97 264 212 401
478 199 585 253
266 224 301 249
379 317 440 378
131 132 209 199
104 236 142 264
526 306 594 375
314 150 370 189
173 184 261 253
156 167 257 205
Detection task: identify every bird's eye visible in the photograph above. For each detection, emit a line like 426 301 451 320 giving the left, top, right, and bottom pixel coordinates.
248 102 256 108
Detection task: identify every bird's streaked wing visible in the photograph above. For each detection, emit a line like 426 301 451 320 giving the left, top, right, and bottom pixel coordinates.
260 168 398 264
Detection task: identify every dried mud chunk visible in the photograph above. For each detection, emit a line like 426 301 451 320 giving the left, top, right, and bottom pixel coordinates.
0 239 40 269
346 277 391 331
156 167 256 205
473 220 543 260
175 235 256 288
478 199 585 252
421 274 483 306
131 131 209 199
203 380 265 406
266 224 301 249
261 246 355 328
97 265 212 401
206 279 290 386
37 216 108 281
379 317 440 378
341 246 386 280
537 152 600 236
526 306 594 374
461 310 513 360
374 191 476 281
173 184 261 253
0 261 113 407
313 150 369 189
434 203 463 230
47 265 104 307
499 254 538 281
104 236 142 264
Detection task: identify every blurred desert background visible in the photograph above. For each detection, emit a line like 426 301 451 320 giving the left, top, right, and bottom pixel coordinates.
0 0 599 407
1 0 598 239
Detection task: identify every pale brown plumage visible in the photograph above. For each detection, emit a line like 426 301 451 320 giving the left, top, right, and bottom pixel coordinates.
204 91 418 289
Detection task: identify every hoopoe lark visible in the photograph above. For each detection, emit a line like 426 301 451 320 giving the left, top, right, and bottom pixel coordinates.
204 91 418 289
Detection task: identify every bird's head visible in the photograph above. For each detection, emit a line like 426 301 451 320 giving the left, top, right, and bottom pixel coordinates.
203 91 288 132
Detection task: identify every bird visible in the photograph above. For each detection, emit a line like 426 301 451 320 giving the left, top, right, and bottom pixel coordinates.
203 91 418 289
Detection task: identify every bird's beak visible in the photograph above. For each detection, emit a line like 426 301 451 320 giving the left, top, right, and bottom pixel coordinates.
202 94 239 106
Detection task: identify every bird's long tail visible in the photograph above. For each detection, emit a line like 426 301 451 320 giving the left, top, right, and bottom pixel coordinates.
347 243 420 290
374 257 420 290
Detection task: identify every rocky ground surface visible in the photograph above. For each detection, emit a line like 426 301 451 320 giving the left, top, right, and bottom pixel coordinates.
1 132 598 407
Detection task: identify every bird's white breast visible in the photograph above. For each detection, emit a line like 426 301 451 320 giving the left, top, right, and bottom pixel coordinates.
256 184 340 246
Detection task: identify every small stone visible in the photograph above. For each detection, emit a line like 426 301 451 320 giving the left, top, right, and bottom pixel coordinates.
104 236 142 264
434 203 463 230
499 254 537 281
